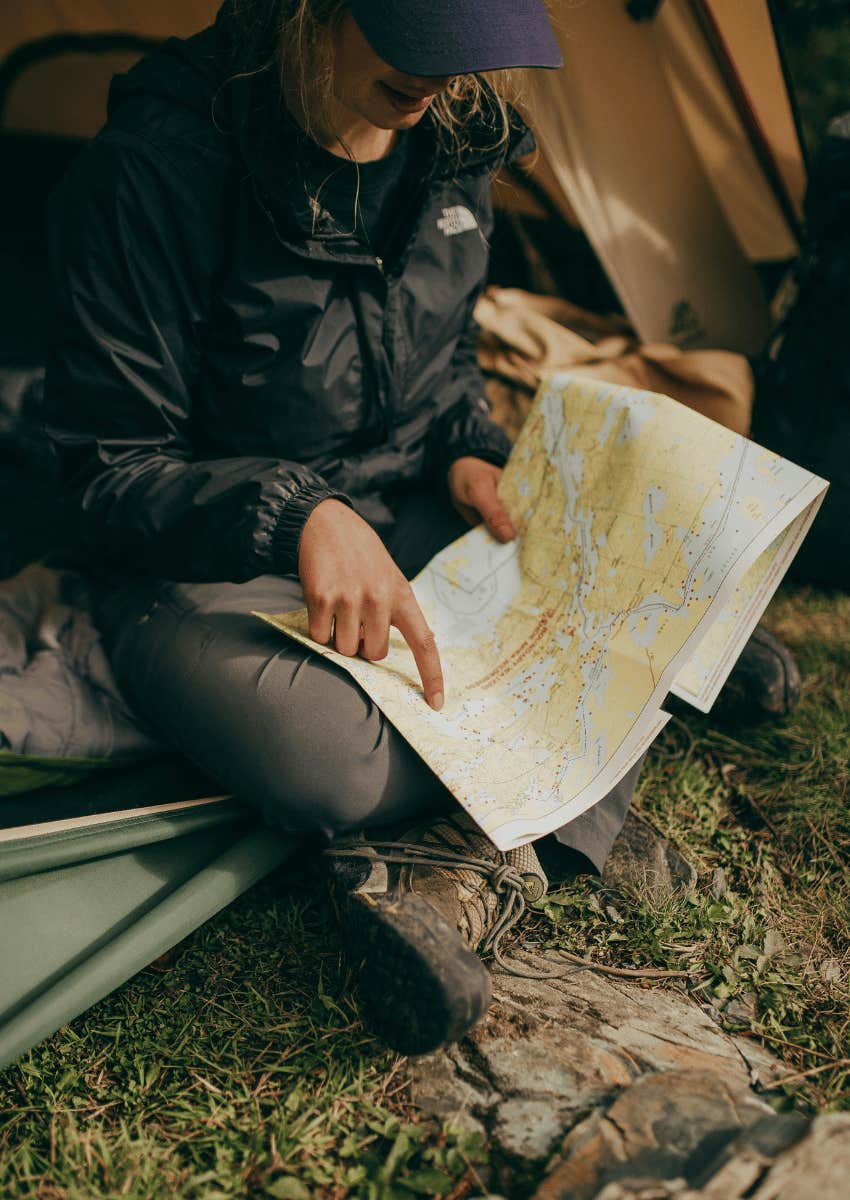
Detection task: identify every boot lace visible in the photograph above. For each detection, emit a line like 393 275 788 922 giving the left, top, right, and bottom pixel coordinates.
323 839 585 980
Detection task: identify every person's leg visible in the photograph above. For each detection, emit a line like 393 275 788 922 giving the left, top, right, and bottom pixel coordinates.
95 570 495 1053
551 756 644 873
94 574 451 840
92 487 639 861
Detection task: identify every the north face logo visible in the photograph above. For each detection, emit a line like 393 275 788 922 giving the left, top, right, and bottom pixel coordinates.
437 205 479 236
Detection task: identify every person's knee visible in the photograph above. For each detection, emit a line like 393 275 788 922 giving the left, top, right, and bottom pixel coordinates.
241 707 442 838
246 747 391 837
103 604 424 837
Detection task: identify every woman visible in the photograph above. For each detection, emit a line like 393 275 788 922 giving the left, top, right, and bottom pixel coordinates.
43 0 795 1054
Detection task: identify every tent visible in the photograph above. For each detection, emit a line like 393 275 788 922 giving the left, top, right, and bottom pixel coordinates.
516 0 805 354
0 0 812 1068
0 0 809 372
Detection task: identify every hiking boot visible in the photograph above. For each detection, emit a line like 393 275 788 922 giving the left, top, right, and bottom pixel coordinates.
724 625 801 718
601 809 696 899
324 810 548 1056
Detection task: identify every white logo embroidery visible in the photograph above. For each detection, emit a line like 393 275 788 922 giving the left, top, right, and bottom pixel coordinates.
437 205 479 236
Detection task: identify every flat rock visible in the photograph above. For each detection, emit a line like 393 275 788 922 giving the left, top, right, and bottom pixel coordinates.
407 1043 493 1138
532 1070 787 1199
533 1111 850 1199
493 1097 579 1163
748 1114 850 1200
408 951 790 1192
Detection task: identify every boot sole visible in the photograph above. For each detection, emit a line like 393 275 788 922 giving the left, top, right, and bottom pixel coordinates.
345 892 492 1055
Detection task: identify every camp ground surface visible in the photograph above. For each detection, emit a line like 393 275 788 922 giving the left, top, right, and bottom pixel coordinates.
1 2 849 1197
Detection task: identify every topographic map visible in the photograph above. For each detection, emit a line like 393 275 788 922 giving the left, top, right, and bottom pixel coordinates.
256 375 827 849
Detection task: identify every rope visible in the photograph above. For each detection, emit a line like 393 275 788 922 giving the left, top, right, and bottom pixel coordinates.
324 839 704 982
325 840 588 981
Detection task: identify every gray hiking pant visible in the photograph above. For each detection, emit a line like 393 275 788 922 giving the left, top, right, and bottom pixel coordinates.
94 487 640 870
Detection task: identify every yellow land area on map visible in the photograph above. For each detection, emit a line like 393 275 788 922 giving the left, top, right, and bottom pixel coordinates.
256 374 826 849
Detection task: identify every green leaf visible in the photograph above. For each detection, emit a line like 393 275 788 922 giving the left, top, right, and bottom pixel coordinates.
450 1128 486 1160
398 1167 454 1195
383 1131 412 1178
444 1148 466 1175
265 1176 311 1199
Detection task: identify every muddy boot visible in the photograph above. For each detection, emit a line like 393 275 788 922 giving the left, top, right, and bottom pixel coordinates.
324 811 548 1056
601 810 696 899
724 625 801 718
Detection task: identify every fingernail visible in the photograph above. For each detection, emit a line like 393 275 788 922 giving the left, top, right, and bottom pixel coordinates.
431 691 444 711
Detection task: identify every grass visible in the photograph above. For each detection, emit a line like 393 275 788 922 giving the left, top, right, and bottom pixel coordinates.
536 587 850 1112
0 876 487 1200
1 585 848 1198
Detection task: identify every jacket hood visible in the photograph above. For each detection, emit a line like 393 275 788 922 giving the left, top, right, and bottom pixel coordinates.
106 14 226 123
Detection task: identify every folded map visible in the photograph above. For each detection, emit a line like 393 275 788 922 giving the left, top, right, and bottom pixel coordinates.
255 374 828 850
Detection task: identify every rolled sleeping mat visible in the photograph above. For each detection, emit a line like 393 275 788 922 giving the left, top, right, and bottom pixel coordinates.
0 824 298 1069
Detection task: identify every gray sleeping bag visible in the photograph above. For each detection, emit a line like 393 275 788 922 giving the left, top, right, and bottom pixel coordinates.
0 564 158 791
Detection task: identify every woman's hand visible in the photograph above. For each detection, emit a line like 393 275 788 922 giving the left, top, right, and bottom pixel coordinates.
298 499 445 709
447 457 516 542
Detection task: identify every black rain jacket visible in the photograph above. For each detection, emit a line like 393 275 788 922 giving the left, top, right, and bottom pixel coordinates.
43 2 534 583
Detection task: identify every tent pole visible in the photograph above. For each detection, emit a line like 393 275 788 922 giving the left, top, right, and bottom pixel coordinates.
687 0 803 246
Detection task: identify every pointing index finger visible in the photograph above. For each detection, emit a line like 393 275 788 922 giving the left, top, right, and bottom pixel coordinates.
393 590 445 710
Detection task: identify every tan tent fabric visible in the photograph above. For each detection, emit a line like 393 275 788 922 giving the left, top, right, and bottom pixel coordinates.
2 1 805 342
474 286 753 442
656 0 799 262
1 2 218 139
5 53 147 139
523 0 775 354
703 0 806 225
0 2 217 64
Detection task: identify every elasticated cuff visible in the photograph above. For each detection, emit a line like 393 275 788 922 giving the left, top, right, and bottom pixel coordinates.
270 482 352 576
442 418 513 475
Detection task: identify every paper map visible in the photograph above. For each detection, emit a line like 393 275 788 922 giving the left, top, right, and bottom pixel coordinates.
256 374 827 850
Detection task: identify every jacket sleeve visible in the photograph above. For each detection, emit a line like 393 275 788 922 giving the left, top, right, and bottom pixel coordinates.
423 115 536 483
423 290 513 483
43 134 349 582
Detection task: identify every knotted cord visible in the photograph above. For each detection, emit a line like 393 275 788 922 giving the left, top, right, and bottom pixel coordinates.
324 840 703 982
323 839 586 980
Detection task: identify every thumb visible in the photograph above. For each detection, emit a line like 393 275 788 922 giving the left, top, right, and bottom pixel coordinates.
469 476 516 542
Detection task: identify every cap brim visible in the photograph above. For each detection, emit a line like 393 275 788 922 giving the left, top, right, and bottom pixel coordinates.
348 0 563 77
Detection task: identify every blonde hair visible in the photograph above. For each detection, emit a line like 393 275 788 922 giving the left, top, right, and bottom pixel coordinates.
276 0 526 165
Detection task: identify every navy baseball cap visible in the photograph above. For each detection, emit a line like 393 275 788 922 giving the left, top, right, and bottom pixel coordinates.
346 0 563 77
